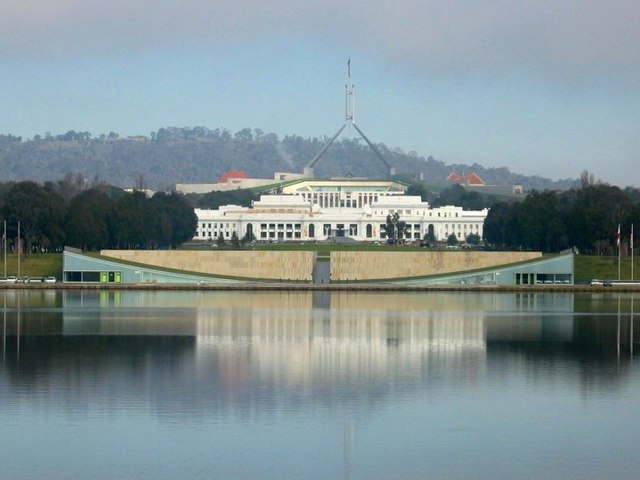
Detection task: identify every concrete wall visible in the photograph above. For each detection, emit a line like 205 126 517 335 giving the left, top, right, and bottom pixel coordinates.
330 251 542 281
100 250 315 282
98 250 542 283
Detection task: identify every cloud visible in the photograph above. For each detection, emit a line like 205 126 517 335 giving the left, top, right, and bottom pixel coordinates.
4 0 640 77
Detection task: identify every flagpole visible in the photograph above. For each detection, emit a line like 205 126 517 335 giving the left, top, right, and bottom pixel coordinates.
2 220 5 278
17 221 20 278
632 224 634 281
617 223 621 281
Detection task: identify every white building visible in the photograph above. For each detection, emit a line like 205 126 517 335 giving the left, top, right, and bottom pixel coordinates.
194 180 488 244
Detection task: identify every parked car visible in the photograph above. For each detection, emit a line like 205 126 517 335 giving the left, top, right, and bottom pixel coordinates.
44 276 57 283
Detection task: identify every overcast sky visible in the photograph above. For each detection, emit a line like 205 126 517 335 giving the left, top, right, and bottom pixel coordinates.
2 1 640 186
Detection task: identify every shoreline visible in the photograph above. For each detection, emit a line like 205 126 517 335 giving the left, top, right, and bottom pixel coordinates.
2 283 640 293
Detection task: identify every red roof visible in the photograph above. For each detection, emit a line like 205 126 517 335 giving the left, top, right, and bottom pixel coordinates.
447 172 485 186
219 171 249 183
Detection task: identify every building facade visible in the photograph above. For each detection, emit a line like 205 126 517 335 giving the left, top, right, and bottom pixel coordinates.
193 180 488 243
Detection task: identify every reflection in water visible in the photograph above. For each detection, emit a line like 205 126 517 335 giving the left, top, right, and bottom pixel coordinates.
1 289 639 480
1 290 638 413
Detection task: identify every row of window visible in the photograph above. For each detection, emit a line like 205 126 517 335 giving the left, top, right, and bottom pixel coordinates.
380 209 462 218
197 221 482 239
259 223 302 230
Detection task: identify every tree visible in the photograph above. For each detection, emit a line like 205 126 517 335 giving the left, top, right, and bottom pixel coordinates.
107 191 148 249
231 231 240 249
447 233 458 246
579 169 596 188
432 184 488 210
384 212 409 243
1 181 66 252
65 188 113 251
406 181 434 203
149 192 197 248
422 226 436 247
466 233 481 245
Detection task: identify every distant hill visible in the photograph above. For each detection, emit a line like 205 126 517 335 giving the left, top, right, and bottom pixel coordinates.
0 128 575 191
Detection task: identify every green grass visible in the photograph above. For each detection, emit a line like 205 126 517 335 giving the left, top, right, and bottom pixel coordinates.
0 253 63 278
574 255 639 282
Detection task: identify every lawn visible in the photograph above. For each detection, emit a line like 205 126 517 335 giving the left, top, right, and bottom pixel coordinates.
0 253 63 278
574 254 638 282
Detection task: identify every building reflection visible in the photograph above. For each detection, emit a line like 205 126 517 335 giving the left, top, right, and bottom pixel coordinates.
0 290 638 417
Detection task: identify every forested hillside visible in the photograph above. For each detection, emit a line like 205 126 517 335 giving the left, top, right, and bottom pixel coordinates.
0 128 574 191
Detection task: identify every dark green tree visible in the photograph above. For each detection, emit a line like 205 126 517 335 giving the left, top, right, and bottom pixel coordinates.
383 212 409 243
1 181 66 252
149 192 197 248
432 184 488 210
65 188 113 250
466 233 481 245
231 231 240 249
108 191 148 249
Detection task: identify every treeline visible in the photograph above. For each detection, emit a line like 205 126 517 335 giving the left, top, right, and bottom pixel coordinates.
0 178 196 253
186 188 258 209
406 183 494 210
0 128 574 191
484 183 640 254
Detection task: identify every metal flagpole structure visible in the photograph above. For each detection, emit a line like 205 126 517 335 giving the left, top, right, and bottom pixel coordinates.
2 220 5 278
617 223 621 280
631 223 634 281
17 221 20 278
304 58 394 178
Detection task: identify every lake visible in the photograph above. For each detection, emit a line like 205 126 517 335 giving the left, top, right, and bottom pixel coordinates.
1 289 639 479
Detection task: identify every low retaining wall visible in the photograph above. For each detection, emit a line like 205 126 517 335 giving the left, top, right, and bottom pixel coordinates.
99 250 542 283
330 251 542 281
100 250 315 282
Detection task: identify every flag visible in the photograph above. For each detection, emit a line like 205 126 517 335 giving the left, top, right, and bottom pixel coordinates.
347 57 351 78
617 224 621 248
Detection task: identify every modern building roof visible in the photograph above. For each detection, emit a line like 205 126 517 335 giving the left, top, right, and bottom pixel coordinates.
447 172 486 186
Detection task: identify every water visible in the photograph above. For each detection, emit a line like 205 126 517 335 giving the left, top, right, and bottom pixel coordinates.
1 290 639 479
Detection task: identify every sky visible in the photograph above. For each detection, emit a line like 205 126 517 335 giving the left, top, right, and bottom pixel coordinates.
2 0 640 187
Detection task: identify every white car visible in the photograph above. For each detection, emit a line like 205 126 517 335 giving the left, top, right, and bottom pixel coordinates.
44 276 57 283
